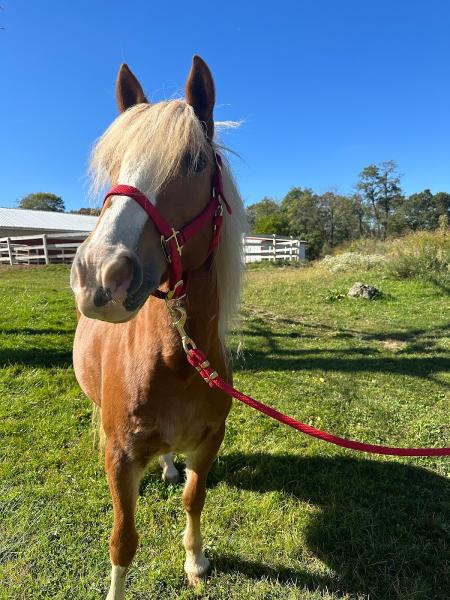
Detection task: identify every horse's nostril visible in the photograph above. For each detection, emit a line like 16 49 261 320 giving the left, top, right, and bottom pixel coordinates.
127 255 143 294
101 255 135 297
94 286 112 307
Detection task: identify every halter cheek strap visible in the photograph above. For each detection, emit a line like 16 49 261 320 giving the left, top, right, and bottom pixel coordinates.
103 153 231 300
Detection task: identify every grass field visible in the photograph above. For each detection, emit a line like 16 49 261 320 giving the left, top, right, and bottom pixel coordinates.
1 264 449 600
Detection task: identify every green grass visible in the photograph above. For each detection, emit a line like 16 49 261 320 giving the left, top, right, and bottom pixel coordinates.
1 264 449 600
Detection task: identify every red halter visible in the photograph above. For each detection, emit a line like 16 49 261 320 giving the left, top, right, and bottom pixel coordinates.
103 153 231 300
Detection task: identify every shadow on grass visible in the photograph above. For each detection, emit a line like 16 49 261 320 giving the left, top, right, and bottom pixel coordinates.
210 453 450 600
0 348 73 368
239 318 450 345
210 553 324 593
0 327 75 335
234 348 449 380
233 320 450 382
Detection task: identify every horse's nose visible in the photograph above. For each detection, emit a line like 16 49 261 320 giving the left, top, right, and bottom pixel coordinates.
101 252 143 300
71 249 145 322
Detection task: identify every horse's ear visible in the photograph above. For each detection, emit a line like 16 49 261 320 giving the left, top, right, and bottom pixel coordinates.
185 55 215 139
116 64 148 113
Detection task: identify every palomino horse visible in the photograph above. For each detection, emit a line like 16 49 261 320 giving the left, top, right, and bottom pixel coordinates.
71 56 246 599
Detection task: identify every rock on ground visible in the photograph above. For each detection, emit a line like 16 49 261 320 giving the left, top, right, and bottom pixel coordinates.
348 282 380 300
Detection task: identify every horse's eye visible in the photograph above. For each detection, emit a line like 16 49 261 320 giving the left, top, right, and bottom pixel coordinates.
184 152 207 174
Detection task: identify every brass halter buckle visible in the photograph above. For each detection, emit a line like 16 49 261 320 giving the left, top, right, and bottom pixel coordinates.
161 228 183 263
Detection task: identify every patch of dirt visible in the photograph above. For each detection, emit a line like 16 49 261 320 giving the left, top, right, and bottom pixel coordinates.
379 339 408 352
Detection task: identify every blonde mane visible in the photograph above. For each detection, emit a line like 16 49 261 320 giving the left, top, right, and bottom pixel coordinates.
89 100 247 341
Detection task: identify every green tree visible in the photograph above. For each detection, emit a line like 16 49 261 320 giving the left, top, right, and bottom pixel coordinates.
396 190 450 232
319 191 363 250
400 189 435 231
280 187 324 258
433 192 450 225
379 161 403 237
18 192 65 212
357 161 403 239
357 164 379 233
350 193 367 238
253 212 289 235
246 198 288 234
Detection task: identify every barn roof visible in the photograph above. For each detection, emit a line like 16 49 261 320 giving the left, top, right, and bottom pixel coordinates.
0 207 98 232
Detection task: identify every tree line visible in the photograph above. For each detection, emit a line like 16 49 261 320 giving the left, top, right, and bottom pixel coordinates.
247 160 450 258
17 193 100 216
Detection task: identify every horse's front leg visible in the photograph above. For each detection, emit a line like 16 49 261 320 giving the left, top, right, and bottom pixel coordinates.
105 438 145 600
182 424 225 586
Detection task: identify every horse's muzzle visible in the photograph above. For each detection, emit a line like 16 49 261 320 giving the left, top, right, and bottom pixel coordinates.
71 249 146 323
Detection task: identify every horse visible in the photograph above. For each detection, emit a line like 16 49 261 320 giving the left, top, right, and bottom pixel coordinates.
70 56 246 599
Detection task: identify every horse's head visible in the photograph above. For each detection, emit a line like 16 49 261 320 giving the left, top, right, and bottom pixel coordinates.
71 57 219 322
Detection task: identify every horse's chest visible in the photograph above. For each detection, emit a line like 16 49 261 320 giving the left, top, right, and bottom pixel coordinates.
75 316 229 455
128 394 217 454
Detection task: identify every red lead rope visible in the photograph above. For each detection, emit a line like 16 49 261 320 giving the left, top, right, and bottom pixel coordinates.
186 346 450 457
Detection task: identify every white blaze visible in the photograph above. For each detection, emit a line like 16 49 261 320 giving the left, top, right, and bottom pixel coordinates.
89 160 159 257
90 197 149 255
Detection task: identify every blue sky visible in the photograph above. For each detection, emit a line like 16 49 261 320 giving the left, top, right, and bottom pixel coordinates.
1 1 450 211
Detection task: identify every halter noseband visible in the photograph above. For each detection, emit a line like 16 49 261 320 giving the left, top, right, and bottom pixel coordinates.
103 153 231 301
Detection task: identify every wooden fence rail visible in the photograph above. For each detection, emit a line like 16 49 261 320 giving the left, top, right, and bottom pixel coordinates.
244 235 306 263
0 232 306 266
0 233 89 265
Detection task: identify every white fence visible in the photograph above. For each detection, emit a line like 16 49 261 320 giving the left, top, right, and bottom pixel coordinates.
0 232 306 266
0 232 89 265
244 235 306 263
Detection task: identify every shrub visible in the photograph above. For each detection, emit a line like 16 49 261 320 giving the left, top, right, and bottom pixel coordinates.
340 237 393 256
321 252 387 273
246 259 308 270
322 288 346 302
387 229 450 282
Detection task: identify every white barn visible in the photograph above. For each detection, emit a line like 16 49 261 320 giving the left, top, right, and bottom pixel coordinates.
0 207 98 238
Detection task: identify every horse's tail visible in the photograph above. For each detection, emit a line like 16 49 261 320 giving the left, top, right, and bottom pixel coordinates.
91 404 106 458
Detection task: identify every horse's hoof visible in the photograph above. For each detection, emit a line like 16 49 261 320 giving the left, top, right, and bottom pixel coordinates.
186 572 205 587
184 555 210 587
